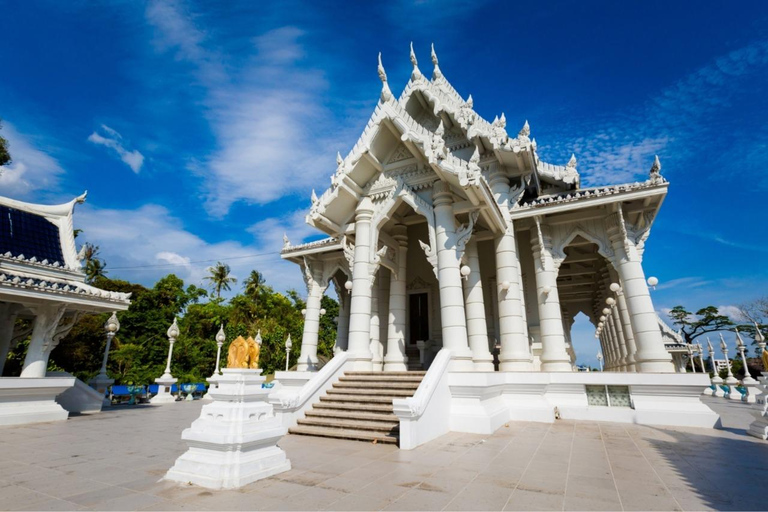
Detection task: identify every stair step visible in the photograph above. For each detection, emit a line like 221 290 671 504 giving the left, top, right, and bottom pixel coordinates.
314 402 394 413
289 426 398 444
326 388 415 397
305 410 398 422
319 394 397 404
338 375 424 383
333 381 420 390
297 418 399 432
345 371 426 376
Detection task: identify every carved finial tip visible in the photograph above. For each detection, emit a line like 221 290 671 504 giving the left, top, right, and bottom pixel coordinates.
567 153 577 168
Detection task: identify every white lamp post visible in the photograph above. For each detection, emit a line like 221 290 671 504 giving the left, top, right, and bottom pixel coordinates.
720 333 741 401
736 328 757 403
596 352 603 371
214 325 226 376
707 337 723 397
687 344 696 373
152 318 180 405
755 323 766 371
696 342 705 373
285 334 293 372
90 312 119 407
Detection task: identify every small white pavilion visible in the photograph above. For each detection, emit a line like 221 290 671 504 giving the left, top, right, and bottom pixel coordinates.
275 46 717 446
0 193 130 425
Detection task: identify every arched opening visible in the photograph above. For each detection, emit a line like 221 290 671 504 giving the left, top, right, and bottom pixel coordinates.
569 312 601 370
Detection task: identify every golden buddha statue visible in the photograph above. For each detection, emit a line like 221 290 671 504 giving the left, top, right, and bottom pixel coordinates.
226 335 249 368
246 336 260 369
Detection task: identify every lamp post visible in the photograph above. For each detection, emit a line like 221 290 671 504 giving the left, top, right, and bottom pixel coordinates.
707 337 723 397
696 342 705 374
687 344 696 373
736 328 757 403
214 325 226 376
152 318 180 405
285 334 293 372
597 352 603 372
720 333 741 401
90 312 119 407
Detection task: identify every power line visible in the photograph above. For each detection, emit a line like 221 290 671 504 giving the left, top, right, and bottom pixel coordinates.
109 251 281 271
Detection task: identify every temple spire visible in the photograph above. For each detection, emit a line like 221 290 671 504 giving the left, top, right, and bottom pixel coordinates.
519 120 530 138
378 52 392 102
336 151 343 166
410 42 422 80
649 155 662 183
431 43 442 79
567 154 577 168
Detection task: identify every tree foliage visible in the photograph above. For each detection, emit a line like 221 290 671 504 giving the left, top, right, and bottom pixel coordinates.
668 305 734 344
205 262 236 298
0 119 10 167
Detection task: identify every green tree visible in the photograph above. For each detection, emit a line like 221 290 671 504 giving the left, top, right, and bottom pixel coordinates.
244 270 265 302
205 262 236 299
81 243 107 283
668 305 733 344
0 119 10 167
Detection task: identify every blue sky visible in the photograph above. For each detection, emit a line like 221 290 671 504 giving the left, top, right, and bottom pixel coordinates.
1 1 766 366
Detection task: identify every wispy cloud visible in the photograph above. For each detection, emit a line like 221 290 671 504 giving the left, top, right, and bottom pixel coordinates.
87 125 145 173
655 276 712 291
0 121 64 199
145 3 348 216
542 40 768 186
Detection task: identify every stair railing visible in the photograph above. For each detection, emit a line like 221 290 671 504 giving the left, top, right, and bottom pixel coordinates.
393 348 452 449
269 351 349 428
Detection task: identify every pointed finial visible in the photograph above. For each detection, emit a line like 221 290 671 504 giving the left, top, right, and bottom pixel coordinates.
167 317 179 339
755 322 766 343
707 336 714 352
470 146 480 165
283 233 290 249
499 112 506 127
378 52 392 101
311 189 318 203
493 115 499 124
216 324 226 343
719 332 727 350
519 120 530 138
651 155 661 173
336 151 343 166
256 329 262 345
735 327 745 347
567 154 577 168
435 119 445 137
466 94 473 108
410 42 422 79
431 43 442 79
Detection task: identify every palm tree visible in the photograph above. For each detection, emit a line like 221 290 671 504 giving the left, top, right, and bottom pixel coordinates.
205 262 236 299
81 243 107 283
244 270 265 299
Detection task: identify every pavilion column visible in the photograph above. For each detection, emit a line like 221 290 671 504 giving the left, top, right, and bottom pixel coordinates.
432 181 473 371
530 223 571 372
384 225 408 371
610 305 629 372
334 279 351 352
603 330 616 371
369 271 382 371
607 315 625 372
0 304 19 376
489 170 531 371
298 261 327 371
347 198 375 370
610 270 637 372
464 239 493 371
20 304 66 378
607 214 674 373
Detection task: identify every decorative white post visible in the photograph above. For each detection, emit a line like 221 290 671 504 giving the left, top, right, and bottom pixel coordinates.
90 312 119 406
697 342 705 374
748 323 768 439
736 328 758 403
597 352 603 371
285 335 293 372
346 198 375 370
707 338 724 397
203 325 226 401
720 334 741 401
384 225 409 371
687 344 696 373
152 318 179 405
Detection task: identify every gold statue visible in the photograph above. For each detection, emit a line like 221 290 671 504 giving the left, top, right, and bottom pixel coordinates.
246 336 260 369
762 348 768 373
226 336 249 368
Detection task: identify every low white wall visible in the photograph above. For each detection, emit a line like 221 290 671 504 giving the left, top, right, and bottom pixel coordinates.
268 352 350 428
394 349 452 450
445 371 719 435
0 376 75 426
49 372 104 414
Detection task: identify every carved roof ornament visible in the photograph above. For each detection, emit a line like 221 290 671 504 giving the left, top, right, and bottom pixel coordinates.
336 151 343 167
410 42 422 80
378 52 393 102
431 43 442 79
649 155 664 184
519 120 530 139
469 146 480 166
466 94 474 109
567 154 578 168
310 189 318 204
283 233 290 250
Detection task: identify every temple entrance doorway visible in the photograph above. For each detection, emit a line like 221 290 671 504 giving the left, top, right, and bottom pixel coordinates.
408 292 429 345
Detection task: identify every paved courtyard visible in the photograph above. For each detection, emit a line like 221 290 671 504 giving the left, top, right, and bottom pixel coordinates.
0 397 765 511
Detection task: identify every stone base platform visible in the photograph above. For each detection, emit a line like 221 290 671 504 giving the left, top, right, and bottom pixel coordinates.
0 376 75 426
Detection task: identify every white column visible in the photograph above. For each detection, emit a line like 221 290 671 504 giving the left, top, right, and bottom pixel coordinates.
384 225 408 371
432 181 473 371
0 304 19 376
614 284 637 372
20 304 65 378
369 271 382 371
489 171 531 371
298 263 325 371
610 305 628 372
464 239 493 371
347 198 375 370
334 279 351 352
607 214 674 373
530 225 571 372
607 314 625 372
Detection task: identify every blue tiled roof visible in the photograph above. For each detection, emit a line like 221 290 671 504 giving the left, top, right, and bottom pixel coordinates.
0 206 64 265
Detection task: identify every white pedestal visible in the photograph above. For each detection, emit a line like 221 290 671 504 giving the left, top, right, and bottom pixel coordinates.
201 375 218 401
164 369 291 490
711 377 724 397
748 374 768 440
89 374 114 407
152 376 178 405
0 377 75 426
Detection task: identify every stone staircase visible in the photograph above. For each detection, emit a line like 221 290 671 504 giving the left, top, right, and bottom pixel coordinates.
288 371 425 445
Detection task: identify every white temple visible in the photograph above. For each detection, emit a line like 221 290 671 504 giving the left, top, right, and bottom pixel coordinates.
276 46 718 446
0 193 131 425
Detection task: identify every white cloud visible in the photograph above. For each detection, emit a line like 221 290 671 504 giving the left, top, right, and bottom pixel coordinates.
0 122 65 199
717 305 748 323
655 276 711 291
145 4 349 216
75 203 316 296
87 125 145 173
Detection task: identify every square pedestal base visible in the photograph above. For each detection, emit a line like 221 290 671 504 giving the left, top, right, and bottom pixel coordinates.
0 377 75 426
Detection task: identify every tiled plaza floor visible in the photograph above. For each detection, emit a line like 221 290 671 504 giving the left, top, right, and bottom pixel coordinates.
0 396 765 511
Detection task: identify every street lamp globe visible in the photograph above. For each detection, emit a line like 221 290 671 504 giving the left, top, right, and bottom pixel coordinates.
609 283 621 293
